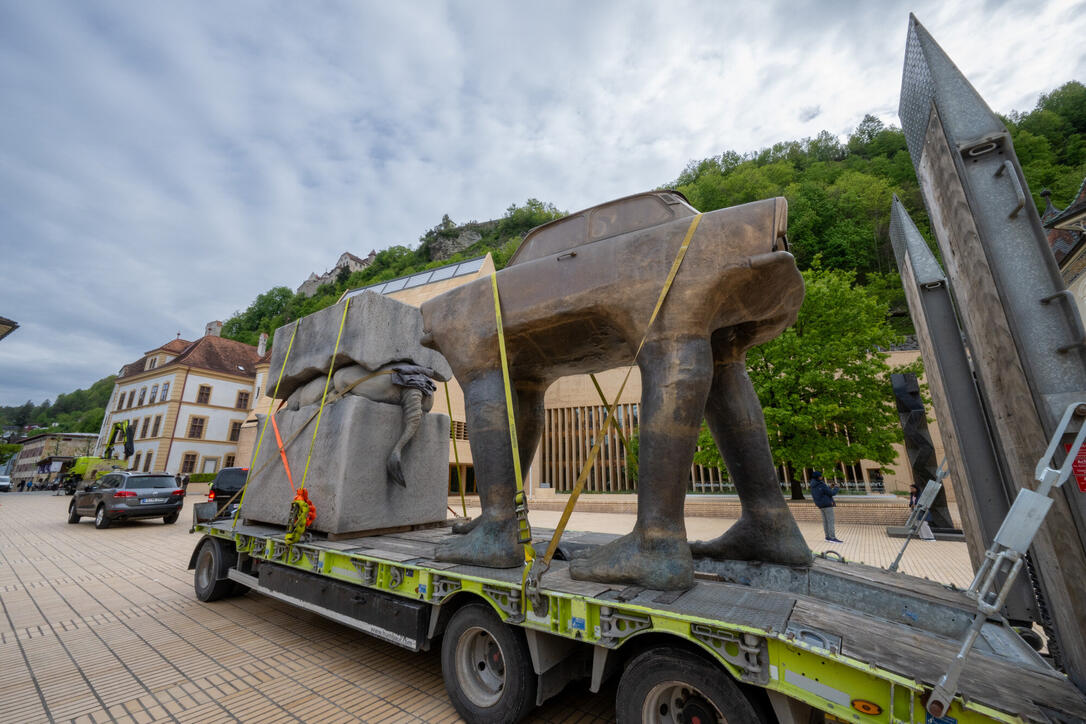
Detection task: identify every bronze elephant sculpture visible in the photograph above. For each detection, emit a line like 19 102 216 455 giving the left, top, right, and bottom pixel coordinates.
421 191 812 590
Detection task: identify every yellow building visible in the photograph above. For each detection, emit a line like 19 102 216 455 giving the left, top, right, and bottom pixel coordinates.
97 323 262 476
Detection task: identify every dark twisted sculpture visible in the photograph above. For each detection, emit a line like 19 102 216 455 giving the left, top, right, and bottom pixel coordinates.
421 191 812 590
287 362 439 488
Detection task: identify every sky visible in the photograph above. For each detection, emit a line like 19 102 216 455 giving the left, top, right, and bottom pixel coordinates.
1 0 1084 407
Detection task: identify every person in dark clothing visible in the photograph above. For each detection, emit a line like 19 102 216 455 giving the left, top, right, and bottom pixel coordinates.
810 470 842 542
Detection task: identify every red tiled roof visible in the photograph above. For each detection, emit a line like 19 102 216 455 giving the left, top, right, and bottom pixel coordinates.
120 336 260 380
172 335 261 378
143 338 192 356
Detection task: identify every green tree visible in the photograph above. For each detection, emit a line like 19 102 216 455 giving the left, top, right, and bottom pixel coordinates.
694 264 905 476
0 443 21 464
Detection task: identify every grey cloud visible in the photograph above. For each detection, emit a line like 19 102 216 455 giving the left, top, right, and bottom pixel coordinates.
2 0 1084 405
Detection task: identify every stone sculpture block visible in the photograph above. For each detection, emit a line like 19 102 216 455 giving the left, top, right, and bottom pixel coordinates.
243 395 449 533
241 291 452 534
266 291 452 400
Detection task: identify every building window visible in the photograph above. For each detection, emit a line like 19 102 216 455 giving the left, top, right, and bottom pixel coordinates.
187 416 206 439
149 384 158 404
181 453 197 474
115 393 124 411
137 387 146 406
196 385 211 404
133 452 142 470
228 421 243 442
143 453 152 472
126 390 136 408
147 357 157 370
151 415 162 438
160 382 170 402
224 454 236 468
140 417 150 438
236 390 251 409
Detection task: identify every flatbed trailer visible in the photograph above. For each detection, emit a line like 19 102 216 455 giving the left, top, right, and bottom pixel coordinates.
189 517 1086 723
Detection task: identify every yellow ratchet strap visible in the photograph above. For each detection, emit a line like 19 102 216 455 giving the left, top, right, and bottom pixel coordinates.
490 273 534 563
233 321 300 528
299 297 351 491
589 373 629 451
242 369 394 485
539 213 702 571
445 381 467 518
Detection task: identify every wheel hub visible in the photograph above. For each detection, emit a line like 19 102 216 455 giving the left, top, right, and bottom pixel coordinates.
455 626 506 707
644 681 724 724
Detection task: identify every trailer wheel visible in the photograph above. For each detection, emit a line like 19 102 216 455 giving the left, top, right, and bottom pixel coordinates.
193 538 239 602
441 602 537 723
616 647 760 724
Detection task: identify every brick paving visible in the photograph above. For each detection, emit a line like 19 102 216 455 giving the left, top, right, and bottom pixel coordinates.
1 492 974 723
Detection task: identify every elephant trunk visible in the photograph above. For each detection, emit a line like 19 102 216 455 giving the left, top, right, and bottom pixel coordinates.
387 388 424 487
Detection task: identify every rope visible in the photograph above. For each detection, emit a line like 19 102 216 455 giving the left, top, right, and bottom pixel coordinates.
243 368 395 485
299 298 351 491
537 213 702 573
445 381 467 517
232 321 300 529
282 297 351 543
490 273 534 561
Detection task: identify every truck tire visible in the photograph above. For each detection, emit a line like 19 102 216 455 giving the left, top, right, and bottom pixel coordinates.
441 602 537 723
616 647 761 724
94 505 112 529
193 538 240 602
67 501 80 524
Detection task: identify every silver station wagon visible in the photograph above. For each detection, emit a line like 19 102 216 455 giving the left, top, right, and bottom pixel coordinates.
67 471 184 528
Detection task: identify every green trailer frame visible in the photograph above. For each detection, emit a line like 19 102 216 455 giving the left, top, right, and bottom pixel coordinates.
191 519 1086 723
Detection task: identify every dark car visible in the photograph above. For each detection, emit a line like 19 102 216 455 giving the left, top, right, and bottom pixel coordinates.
67 471 184 529
208 467 249 517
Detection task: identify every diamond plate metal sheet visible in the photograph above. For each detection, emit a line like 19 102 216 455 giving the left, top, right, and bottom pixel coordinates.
899 19 934 169
626 581 795 634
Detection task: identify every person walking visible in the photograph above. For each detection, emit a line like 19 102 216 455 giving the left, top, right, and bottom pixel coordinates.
810 470 842 543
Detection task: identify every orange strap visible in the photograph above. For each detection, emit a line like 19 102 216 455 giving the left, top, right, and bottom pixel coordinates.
269 408 296 491
294 488 316 527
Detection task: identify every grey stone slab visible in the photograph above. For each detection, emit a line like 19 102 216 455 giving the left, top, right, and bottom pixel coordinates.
267 292 453 399
242 395 449 534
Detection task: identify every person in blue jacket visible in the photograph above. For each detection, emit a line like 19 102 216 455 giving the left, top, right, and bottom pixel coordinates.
810 470 842 543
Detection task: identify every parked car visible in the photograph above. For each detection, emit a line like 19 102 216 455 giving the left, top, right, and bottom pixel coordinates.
0 474 10 492
207 467 249 518
67 471 185 528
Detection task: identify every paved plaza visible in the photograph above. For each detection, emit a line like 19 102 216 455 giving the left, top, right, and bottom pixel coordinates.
0 492 974 723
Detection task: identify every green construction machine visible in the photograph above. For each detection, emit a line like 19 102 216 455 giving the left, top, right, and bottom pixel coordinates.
58 420 134 494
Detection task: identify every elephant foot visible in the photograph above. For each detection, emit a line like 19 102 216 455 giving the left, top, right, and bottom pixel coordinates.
436 517 522 568
451 515 480 535
690 512 812 567
569 530 693 591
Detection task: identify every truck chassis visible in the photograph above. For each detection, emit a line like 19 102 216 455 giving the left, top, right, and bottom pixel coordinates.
190 518 1086 723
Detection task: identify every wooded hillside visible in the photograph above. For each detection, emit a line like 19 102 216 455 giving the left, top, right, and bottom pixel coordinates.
10 81 1084 438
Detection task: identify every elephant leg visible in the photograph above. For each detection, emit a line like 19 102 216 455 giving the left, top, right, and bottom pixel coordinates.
436 370 524 568
689 352 812 566
450 377 545 534
569 338 711 590
386 388 423 488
